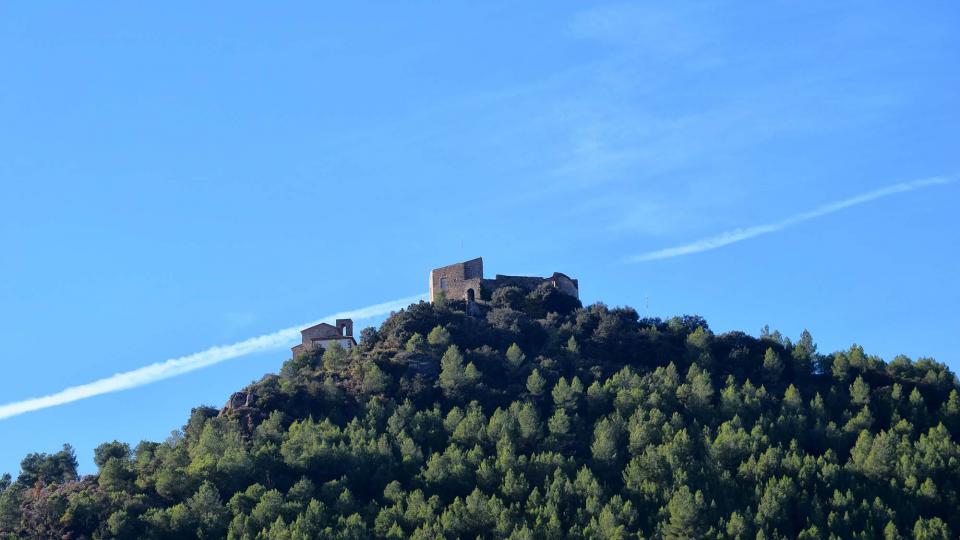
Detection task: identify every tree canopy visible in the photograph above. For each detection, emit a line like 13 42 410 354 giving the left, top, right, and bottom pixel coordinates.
1 291 958 539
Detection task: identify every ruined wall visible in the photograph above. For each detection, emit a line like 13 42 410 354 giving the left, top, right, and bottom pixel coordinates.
483 272 579 300
429 257 484 302
550 272 580 298
483 274 548 295
429 257 579 303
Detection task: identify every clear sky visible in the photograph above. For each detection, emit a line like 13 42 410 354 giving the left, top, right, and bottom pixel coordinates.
1 2 958 475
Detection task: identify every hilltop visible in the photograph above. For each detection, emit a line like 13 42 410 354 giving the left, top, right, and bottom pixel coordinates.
1 284 958 539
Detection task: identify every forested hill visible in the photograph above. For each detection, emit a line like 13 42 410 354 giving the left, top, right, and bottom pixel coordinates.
2 285 959 539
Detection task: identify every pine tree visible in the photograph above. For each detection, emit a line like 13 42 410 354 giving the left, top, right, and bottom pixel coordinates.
832 352 851 382
883 520 902 540
762 348 784 384
551 377 583 411
782 384 803 413
505 343 526 373
363 363 391 395
678 364 714 418
517 403 541 447
939 389 960 432
850 376 871 407
322 342 350 372
686 327 713 366
590 417 621 467
548 408 571 436
792 329 817 374
913 517 950 540
439 345 476 400
665 486 704 539
406 333 426 352
526 369 547 397
428 326 452 348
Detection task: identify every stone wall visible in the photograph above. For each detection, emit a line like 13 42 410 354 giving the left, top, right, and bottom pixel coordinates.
550 272 580 298
291 320 356 358
336 319 354 338
481 272 579 300
429 257 484 302
430 257 580 303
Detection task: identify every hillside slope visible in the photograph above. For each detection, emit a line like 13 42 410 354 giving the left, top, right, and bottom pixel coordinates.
1 285 959 539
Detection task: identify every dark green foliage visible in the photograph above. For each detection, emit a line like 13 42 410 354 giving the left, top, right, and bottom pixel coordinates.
490 286 525 311
665 485 705 539
438 345 480 401
762 347 784 385
16 443 78 487
504 343 526 374
526 369 547 397
427 326 451 348
2 296 959 539
321 341 351 372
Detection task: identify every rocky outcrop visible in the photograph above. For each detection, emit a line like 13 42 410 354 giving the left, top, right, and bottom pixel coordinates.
219 390 264 435
223 391 258 410
393 351 439 379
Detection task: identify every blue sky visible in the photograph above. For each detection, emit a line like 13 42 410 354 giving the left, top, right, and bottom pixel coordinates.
0 2 957 475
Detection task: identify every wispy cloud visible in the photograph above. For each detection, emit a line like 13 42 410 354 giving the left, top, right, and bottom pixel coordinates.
510 3 920 240
0 294 426 420
627 176 955 262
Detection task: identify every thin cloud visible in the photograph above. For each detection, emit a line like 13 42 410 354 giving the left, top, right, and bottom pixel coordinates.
627 176 955 262
0 294 426 420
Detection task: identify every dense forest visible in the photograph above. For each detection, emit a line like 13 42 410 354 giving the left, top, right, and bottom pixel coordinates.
1 285 959 539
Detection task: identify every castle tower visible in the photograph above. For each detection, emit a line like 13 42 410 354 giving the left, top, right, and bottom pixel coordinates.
429 257 484 302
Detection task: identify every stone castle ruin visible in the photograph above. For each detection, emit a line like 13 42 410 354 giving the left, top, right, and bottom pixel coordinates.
286 258 577 360
429 257 579 303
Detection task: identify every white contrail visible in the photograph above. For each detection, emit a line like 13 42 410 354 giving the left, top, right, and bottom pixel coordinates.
627 176 955 262
0 294 427 420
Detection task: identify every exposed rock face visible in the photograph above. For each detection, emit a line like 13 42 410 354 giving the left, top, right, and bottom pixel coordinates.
219 390 263 435
401 352 439 379
224 391 257 410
